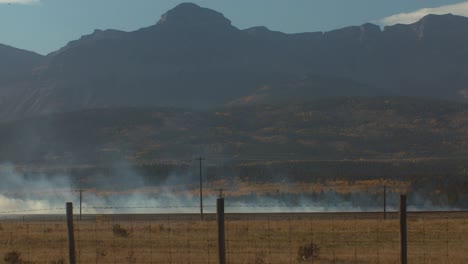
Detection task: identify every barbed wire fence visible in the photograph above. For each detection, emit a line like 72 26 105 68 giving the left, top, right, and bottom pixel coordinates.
0 202 466 263
0 154 467 263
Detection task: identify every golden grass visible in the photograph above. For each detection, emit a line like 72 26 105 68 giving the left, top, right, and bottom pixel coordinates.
0 213 466 263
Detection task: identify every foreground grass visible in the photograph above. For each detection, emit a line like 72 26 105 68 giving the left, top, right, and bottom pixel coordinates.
0 212 466 263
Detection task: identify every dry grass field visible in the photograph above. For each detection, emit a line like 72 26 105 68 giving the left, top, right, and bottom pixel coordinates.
0 212 466 264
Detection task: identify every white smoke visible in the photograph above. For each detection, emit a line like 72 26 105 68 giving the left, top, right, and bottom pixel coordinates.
0 163 462 215
0 163 204 214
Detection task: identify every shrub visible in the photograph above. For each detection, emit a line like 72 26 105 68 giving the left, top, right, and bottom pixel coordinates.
3 251 34 264
255 253 265 264
49 258 65 264
112 224 129 237
158 224 170 232
297 242 320 262
126 252 136 264
4 251 22 264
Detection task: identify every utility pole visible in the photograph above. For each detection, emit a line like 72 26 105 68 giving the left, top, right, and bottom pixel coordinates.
79 189 83 220
383 185 387 220
217 188 224 198
73 189 86 220
197 157 205 220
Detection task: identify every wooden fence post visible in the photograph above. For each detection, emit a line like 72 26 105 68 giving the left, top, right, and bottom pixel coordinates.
66 202 76 264
217 198 226 264
399 195 407 264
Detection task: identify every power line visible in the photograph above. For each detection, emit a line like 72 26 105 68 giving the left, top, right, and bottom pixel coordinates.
202 154 468 162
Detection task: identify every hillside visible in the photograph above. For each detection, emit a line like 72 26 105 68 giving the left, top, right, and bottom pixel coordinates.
1 97 467 164
228 74 384 106
1 4 468 118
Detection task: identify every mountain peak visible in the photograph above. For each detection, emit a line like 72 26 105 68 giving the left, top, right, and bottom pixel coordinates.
156 2 232 29
411 13 468 39
418 13 455 22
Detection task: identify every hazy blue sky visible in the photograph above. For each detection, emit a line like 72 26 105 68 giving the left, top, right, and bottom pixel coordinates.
0 0 467 55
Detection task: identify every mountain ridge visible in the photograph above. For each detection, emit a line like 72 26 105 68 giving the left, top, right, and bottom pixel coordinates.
1 4 468 119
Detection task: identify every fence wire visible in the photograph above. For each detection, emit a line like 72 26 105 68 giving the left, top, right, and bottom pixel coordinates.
0 205 466 264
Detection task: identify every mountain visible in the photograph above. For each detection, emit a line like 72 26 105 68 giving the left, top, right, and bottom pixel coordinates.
0 44 43 82
0 44 44 118
1 4 468 119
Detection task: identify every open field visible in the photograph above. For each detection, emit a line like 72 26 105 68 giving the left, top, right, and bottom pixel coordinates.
0 211 466 263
